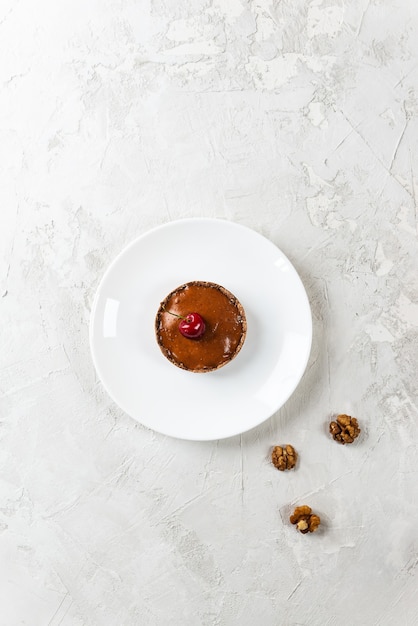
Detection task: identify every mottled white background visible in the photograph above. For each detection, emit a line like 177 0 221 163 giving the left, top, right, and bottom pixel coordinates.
1 0 418 624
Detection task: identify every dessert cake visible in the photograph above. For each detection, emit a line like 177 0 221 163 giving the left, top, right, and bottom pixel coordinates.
155 281 247 373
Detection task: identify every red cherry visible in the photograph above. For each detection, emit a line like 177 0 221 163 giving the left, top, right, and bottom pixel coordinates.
178 312 206 339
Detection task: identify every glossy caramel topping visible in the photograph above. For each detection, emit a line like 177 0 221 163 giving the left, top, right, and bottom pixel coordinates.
155 282 246 372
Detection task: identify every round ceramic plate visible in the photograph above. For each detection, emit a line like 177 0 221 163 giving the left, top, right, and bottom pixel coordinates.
89 219 312 441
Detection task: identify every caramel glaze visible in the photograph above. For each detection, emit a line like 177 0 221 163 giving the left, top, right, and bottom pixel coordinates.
155 281 247 372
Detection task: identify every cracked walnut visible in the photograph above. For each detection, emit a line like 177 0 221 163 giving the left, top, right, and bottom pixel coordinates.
290 505 321 534
329 414 360 444
271 445 297 471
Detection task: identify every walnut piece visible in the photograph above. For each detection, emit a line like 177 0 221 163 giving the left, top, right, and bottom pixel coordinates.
329 414 360 444
271 445 297 471
290 505 321 534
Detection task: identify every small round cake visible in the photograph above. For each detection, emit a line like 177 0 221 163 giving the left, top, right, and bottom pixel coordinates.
155 281 247 373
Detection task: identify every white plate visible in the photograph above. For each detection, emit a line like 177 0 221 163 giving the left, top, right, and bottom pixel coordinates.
89 219 312 441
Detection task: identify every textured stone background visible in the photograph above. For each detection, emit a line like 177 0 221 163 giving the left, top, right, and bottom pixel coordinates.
1 0 418 624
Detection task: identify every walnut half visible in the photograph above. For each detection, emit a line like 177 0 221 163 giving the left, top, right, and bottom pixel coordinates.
290 505 321 534
271 445 297 471
329 414 360 444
